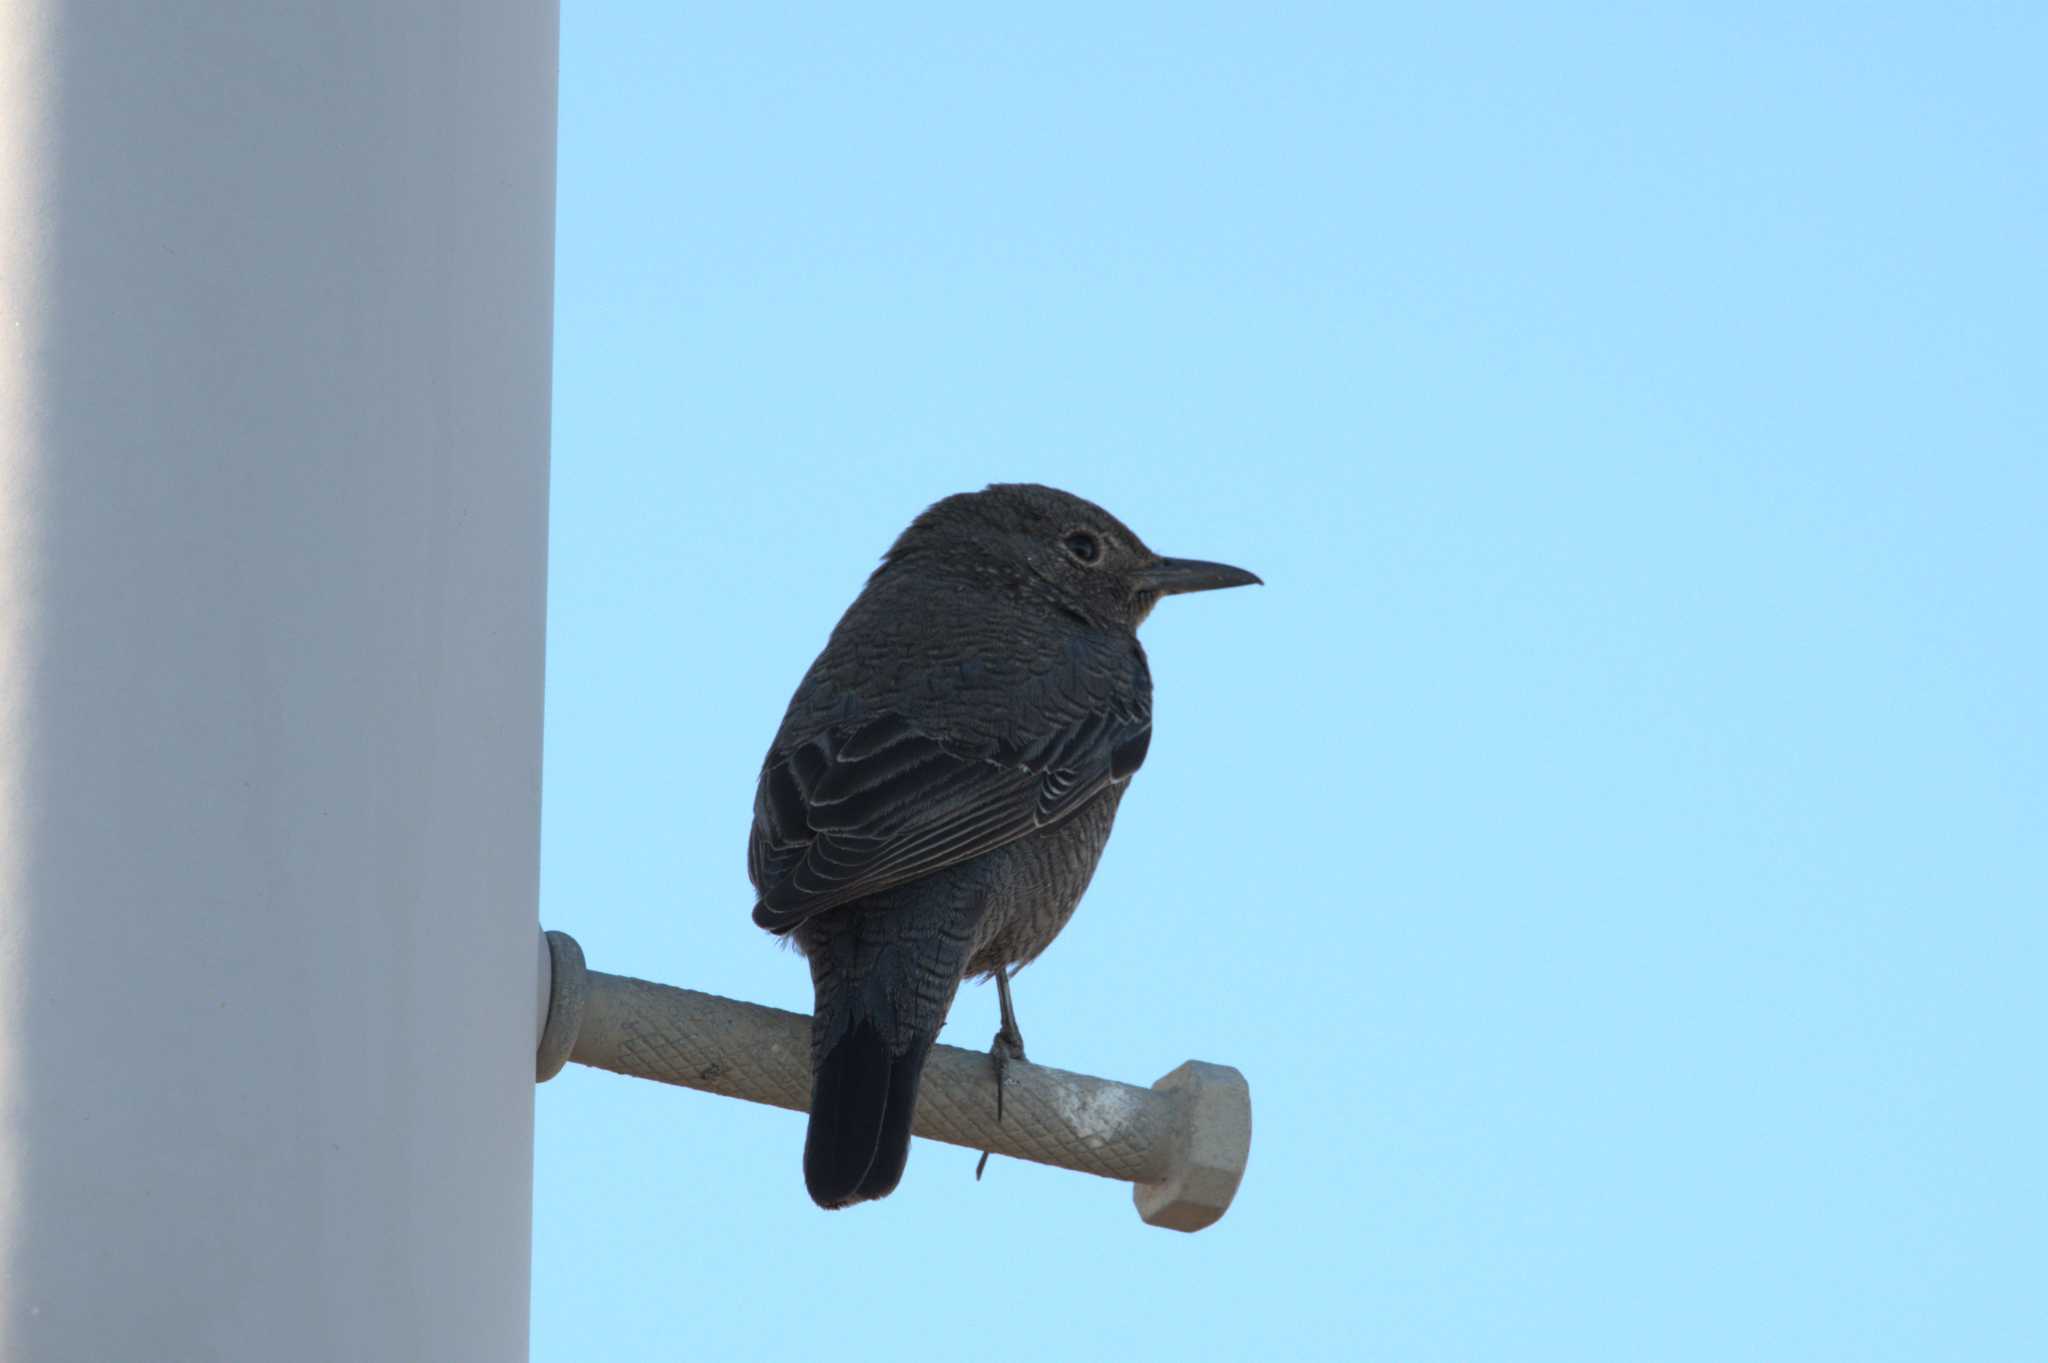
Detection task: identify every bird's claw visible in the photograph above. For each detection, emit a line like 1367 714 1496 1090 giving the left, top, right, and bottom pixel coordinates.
988 1023 1027 1125
976 970 1029 1181
976 1011 1028 1180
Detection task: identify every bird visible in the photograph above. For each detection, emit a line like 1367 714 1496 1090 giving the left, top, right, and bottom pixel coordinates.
747 483 1259 1209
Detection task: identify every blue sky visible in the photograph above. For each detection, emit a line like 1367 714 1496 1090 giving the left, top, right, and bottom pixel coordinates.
536 7 2043 1359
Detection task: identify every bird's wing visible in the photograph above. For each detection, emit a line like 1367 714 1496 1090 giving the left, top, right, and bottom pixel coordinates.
749 707 1151 933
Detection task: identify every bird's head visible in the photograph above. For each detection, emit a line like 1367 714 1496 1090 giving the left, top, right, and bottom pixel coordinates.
879 483 1261 631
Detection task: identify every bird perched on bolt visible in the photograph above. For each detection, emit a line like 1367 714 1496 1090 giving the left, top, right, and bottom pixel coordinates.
748 483 1259 1209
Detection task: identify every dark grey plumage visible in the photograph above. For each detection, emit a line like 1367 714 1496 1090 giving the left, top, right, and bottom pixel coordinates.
747 483 1258 1209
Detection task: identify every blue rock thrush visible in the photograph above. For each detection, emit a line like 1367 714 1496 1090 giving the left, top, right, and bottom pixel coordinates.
747 483 1258 1208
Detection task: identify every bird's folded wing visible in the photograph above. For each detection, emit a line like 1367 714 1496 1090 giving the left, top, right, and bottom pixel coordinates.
749 708 1150 932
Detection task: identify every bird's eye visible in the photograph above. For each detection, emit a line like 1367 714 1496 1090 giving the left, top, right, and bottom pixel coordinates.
1063 531 1101 564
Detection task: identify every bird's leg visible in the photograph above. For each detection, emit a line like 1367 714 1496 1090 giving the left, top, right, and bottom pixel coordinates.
975 968 1028 1180
990 966 1029 1120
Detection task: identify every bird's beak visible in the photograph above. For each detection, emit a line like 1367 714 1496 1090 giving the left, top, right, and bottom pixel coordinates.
1133 556 1263 596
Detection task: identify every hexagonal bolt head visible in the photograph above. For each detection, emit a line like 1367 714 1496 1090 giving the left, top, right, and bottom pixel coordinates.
1132 1060 1251 1232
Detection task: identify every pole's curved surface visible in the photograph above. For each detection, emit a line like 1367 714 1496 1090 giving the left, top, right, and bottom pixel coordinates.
0 7 557 1357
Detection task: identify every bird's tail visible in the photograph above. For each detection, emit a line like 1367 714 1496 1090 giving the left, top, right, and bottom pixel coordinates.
803 1016 935 1208
799 907 978 1209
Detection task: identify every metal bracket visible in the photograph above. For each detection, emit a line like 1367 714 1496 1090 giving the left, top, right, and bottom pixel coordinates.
536 928 1250 1231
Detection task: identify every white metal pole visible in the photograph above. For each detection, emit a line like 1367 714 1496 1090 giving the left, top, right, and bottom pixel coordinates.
0 4 558 1359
